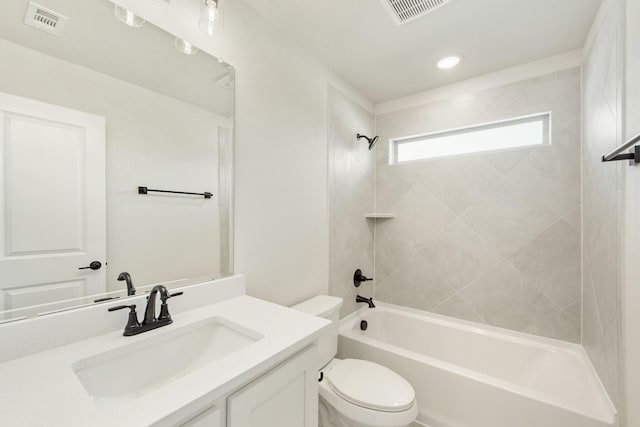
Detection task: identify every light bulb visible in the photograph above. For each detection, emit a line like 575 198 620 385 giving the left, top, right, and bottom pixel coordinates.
175 38 199 55
200 0 220 36
114 5 145 28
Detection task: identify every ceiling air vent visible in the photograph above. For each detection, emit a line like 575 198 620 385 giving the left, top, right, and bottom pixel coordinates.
380 0 451 25
24 2 68 36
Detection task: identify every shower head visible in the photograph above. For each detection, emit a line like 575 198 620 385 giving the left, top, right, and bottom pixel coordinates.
357 133 379 151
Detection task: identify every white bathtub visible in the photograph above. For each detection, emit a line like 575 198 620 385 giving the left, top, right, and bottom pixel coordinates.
338 303 616 427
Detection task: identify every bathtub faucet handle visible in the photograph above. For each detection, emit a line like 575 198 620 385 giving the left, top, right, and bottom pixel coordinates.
353 269 373 287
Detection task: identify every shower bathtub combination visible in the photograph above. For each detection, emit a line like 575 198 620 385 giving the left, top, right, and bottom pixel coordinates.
338 303 616 427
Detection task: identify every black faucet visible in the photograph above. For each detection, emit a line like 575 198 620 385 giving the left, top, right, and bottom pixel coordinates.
118 272 136 296
356 295 375 308
108 285 183 336
144 285 176 324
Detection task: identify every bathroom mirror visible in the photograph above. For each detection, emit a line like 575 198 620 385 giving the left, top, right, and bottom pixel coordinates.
0 0 234 321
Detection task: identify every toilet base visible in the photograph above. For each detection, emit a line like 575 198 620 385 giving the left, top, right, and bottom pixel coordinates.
319 395 413 427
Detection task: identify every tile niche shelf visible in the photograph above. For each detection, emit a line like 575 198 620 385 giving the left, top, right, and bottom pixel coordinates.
364 213 396 219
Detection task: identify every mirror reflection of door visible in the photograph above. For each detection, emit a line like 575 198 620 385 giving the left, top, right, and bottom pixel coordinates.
0 92 106 316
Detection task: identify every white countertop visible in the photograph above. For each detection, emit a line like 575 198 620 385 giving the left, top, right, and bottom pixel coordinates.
0 295 330 427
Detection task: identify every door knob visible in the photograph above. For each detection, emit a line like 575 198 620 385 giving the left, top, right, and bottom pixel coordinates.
79 261 102 271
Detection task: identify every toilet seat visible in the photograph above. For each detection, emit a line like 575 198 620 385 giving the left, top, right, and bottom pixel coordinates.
327 359 415 412
319 359 418 427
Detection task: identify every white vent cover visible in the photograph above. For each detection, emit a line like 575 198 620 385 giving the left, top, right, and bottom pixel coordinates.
379 0 451 25
24 2 68 36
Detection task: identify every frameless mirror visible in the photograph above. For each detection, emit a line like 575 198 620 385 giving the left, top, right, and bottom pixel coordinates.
0 0 234 321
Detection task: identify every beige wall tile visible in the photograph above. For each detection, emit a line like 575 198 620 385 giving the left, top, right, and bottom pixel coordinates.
328 87 375 318
508 220 581 307
390 183 457 249
415 156 503 215
525 306 581 343
459 261 558 331
432 295 486 324
460 179 564 255
421 219 501 290
375 69 581 340
377 253 456 311
580 0 622 405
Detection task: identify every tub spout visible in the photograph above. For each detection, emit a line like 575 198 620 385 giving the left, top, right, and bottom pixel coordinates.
356 295 375 308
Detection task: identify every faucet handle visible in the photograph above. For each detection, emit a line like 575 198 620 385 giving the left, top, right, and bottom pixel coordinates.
108 304 141 336
108 304 136 312
158 291 183 321
353 269 373 287
160 291 183 303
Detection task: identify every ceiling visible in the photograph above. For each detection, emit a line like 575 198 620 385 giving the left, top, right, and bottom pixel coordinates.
0 0 234 117
243 0 602 103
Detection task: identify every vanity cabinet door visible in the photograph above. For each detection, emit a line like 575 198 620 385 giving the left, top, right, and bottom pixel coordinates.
227 346 318 427
180 405 221 427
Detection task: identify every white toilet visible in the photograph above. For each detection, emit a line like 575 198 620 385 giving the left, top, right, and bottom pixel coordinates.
292 296 417 427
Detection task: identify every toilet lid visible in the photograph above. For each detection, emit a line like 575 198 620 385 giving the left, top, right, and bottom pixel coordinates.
327 359 415 412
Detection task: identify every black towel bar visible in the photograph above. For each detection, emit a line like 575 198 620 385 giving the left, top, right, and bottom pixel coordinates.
138 186 213 199
602 132 640 164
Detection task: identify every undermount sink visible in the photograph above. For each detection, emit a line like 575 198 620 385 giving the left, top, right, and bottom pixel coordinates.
72 317 262 400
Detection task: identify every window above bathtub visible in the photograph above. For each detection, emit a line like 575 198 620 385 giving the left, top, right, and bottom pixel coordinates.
390 112 551 164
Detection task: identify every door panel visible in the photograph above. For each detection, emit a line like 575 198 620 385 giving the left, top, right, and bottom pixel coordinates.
0 92 106 313
4 279 85 309
6 114 85 254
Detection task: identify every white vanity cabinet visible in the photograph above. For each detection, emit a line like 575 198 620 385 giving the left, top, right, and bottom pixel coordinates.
178 346 318 427
0 290 329 427
227 346 318 427
181 405 222 427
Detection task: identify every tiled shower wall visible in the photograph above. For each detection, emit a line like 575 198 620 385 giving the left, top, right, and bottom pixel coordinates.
328 87 375 318
582 0 622 406
374 70 582 342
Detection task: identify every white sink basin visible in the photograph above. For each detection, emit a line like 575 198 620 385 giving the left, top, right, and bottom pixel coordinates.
72 318 262 400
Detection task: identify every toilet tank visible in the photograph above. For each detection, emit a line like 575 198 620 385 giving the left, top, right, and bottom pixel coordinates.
292 296 343 369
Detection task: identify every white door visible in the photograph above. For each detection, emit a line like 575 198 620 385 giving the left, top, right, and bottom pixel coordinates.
227 346 318 427
0 92 106 315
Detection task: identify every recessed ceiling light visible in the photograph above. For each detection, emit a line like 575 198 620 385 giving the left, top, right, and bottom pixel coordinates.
437 56 461 70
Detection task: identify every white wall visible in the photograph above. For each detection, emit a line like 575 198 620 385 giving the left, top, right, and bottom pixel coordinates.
622 0 640 425
109 0 373 306
0 38 224 292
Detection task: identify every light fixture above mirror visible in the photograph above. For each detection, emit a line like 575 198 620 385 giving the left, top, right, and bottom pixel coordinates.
113 0 224 59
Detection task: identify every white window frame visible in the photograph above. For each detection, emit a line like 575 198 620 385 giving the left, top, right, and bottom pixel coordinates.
390 112 552 164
